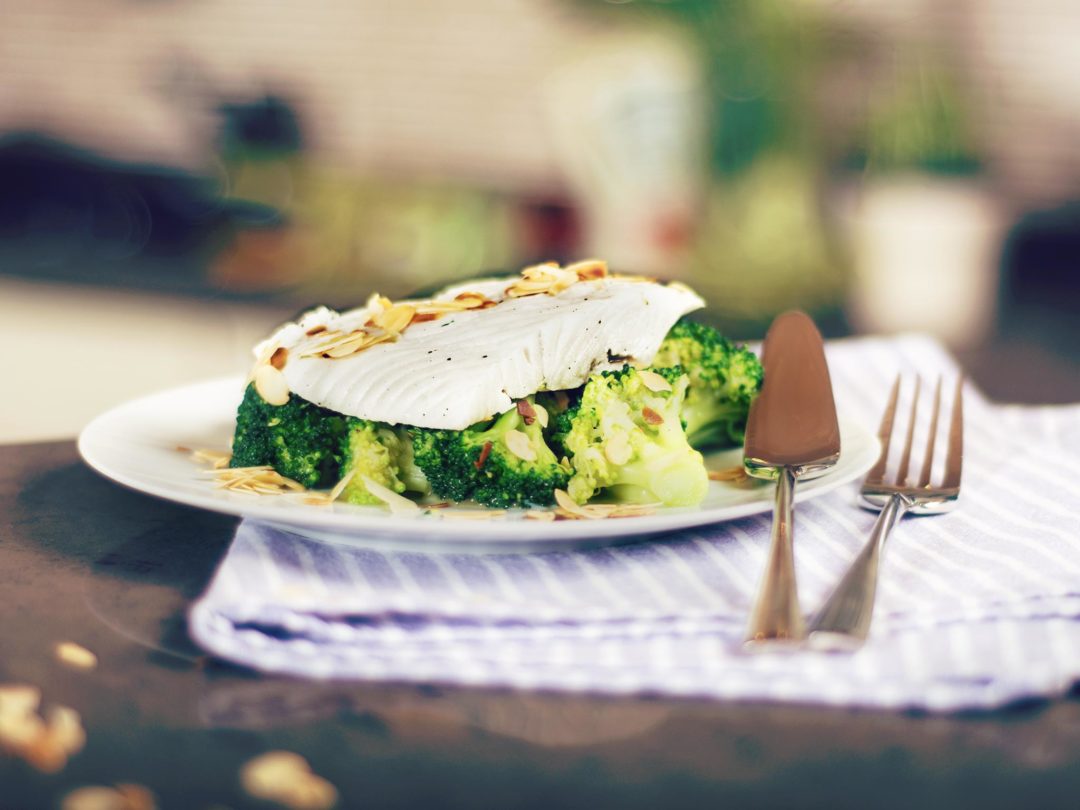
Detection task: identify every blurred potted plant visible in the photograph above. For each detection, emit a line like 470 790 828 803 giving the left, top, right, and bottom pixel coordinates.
844 52 1003 347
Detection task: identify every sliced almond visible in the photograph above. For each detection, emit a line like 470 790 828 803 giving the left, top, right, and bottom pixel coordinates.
305 324 327 336
565 258 608 280
60 787 131 810
253 364 290 406
46 706 86 755
533 403 549 428
637 370 672 393
641 407 664 426
439 510 507 521
190 448 232 469
504 430 536 462
0 684 41 716
524 510 556 522
603 432 633 466
326 470 356 503
361 476 420 514
54 642 97 671
374 303 416 335
269 347 289 370
553 488 591 518
365 292 392 318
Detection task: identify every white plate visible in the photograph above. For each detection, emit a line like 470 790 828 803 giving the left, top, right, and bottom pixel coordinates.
78 377 879 551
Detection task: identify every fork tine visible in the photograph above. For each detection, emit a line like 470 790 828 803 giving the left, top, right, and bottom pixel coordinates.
895 376 921 486
917 377 943 488
864 375 901 485
942 377 964 489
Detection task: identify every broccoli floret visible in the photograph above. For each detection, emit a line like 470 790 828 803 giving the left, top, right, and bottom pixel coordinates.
338 420 430 505
411 397 570 508
650 319 763 448
230 384 347 488
562 366 708 507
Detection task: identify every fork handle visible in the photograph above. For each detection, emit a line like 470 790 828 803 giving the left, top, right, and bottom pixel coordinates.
745 465 805 646
806 494 909 651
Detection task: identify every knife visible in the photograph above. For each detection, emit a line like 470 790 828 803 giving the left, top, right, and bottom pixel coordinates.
743 310 841 646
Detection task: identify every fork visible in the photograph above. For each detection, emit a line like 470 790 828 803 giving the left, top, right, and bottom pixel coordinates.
806 375 964 651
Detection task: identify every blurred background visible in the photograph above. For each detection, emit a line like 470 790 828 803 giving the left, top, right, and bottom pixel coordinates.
2 0 1078 442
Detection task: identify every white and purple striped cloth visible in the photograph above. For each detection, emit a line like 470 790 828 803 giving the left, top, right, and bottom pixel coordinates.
189 336 1080 711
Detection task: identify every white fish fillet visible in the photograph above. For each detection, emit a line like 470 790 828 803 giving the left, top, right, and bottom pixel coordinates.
257 276 704 429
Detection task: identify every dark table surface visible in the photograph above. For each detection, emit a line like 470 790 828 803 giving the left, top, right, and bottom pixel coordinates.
3 440 1080 810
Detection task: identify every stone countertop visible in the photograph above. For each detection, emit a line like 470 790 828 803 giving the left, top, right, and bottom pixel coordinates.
3 441 1080 808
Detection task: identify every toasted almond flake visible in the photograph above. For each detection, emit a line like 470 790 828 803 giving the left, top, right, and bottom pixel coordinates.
46 706 86 755
641 407 664 426
504 430 536 462
553 488 589 517
210 466 304 495
114 784 157 810
0 684 41 716
410 312 440 324
54 642 97 671
241 751 337 810
516 399 537 425
175 445 192 453
709 466 749 482
254 364 290 406
638 370 672 393
305 324 327 336
302 495 332 506
191 448 232 469
61 787 130 810
439 510 507 521
604 432 633 466
361 476 420 514
374 303 416 334
269 347 289 370
608 504 659 518
365 292 392 318
524 510 556 522
0 704 45 750
533 403 549 428
565 258 608 280
326 470 356 503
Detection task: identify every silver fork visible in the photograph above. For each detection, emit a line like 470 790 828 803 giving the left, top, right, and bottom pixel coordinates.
806 375 964 651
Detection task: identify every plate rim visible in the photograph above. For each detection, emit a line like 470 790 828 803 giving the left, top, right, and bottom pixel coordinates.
78 375 880 548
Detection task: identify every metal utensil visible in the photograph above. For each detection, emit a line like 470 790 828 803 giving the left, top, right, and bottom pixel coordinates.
807 375 964 651
743 311 841 646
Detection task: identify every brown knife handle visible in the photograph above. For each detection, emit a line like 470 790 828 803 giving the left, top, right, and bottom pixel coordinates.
744 466 806 646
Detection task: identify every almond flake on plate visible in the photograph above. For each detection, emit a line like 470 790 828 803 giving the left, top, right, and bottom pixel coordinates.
190 448 232 469
439 510 507 521
361 476 420 514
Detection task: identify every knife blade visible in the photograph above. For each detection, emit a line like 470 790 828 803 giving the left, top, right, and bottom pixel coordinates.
743 310 841 646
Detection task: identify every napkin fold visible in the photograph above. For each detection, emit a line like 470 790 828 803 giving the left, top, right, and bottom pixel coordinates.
189 336 1080 710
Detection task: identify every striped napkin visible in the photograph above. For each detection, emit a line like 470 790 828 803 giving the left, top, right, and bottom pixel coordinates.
188 336 1080 711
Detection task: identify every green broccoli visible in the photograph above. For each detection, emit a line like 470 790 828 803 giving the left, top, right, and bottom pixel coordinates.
230 383 347 488
338 420 430 505
411 396 570 508
650 319 763 448
561 366 708 507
